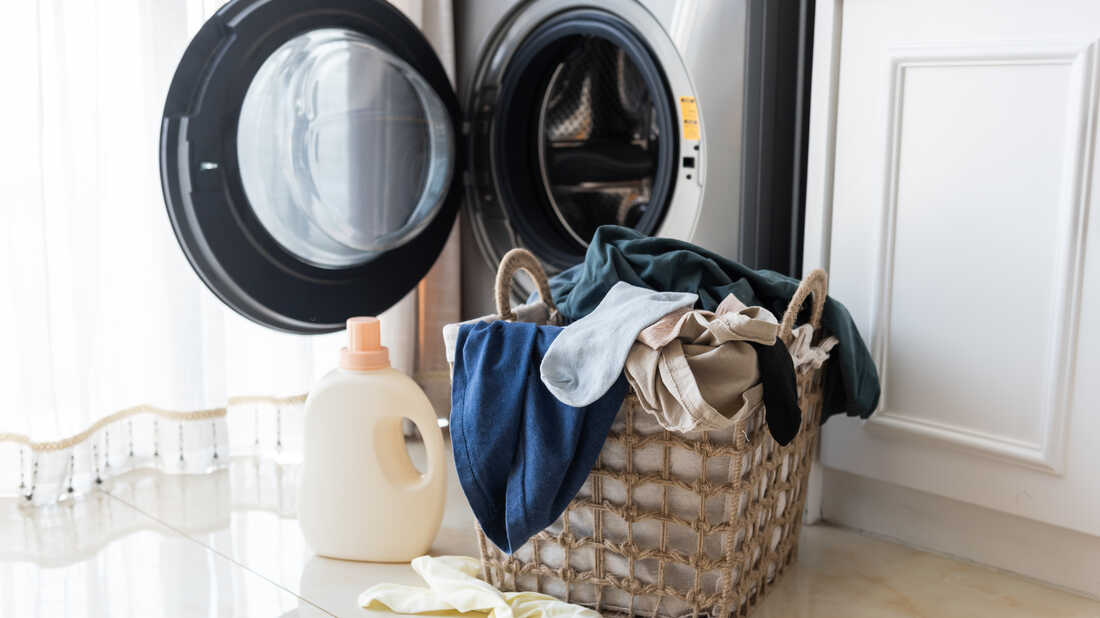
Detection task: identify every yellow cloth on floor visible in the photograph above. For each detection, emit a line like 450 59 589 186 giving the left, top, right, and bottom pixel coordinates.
359 555 598 618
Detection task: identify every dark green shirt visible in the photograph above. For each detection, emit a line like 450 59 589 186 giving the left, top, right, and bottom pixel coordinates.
543 226 881 423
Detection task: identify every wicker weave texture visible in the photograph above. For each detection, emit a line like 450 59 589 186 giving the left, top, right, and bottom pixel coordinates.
476 364 823 617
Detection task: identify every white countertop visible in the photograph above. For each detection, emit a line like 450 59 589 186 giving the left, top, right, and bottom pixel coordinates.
1 443 479 617
6 443 1097 617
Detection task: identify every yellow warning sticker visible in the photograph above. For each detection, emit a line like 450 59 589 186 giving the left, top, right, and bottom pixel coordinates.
680 96 700 141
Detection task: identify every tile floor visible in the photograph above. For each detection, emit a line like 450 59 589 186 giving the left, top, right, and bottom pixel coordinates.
2 451 1097 617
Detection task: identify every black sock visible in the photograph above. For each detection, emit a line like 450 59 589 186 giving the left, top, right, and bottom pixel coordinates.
749 339 801 446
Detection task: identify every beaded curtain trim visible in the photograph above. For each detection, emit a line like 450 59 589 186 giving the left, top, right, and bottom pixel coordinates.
0 394 305 452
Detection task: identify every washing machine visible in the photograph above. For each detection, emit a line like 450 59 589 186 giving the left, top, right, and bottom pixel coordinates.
160 0 813 332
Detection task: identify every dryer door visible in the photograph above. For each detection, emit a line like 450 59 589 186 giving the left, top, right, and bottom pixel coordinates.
161 0 460 334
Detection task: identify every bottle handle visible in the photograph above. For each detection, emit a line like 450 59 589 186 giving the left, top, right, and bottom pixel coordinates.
408 410 446 491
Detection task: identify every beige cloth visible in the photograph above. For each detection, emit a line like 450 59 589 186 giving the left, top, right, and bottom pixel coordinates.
624 294 778 433
788 323 839 373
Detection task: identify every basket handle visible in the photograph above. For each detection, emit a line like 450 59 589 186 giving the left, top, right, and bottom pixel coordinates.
494 248 559 322
778 268 828 344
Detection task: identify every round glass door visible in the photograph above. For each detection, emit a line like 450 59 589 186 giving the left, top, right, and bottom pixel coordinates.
160 0 461 333
237 28 454 268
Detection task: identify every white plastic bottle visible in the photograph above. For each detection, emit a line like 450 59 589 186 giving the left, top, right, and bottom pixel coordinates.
298 316 446 562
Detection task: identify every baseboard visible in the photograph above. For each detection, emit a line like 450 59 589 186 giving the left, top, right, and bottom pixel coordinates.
821 467 1100 599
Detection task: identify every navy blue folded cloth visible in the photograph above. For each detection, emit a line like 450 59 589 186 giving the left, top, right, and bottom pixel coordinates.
450 320 629 554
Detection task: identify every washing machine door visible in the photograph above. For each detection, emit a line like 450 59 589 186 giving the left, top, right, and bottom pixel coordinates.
160 0 460 334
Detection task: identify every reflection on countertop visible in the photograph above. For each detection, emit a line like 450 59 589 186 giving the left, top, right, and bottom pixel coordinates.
2 443 477 617
1 487 309 617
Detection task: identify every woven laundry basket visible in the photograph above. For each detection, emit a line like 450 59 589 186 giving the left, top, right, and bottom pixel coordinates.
448 248 832 618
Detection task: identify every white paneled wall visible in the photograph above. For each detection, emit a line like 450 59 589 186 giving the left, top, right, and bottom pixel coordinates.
806 0 1100 594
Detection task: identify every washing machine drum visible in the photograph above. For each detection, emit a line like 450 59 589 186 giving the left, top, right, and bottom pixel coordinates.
474 10 678 271
160 0 675 333
525 38 666 246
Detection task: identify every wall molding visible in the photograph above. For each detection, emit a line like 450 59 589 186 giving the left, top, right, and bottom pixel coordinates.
821 467 1100 598
801 0 846 525
865 41 1098 474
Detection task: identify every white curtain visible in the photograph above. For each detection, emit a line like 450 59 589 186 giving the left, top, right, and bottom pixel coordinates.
0 0 457 506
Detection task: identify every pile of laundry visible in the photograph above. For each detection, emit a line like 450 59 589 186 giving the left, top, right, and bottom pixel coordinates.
445 225 880 555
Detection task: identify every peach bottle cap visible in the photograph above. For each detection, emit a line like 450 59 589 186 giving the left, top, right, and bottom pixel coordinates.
339 317 390 370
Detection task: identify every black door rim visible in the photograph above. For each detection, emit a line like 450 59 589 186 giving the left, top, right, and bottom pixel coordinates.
490 8 678 270
160 0 461 334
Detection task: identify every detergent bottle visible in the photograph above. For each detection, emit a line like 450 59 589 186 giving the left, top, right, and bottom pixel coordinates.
298 317 446 562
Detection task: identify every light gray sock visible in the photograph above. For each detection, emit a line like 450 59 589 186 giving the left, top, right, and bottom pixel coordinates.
541 282 698 406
